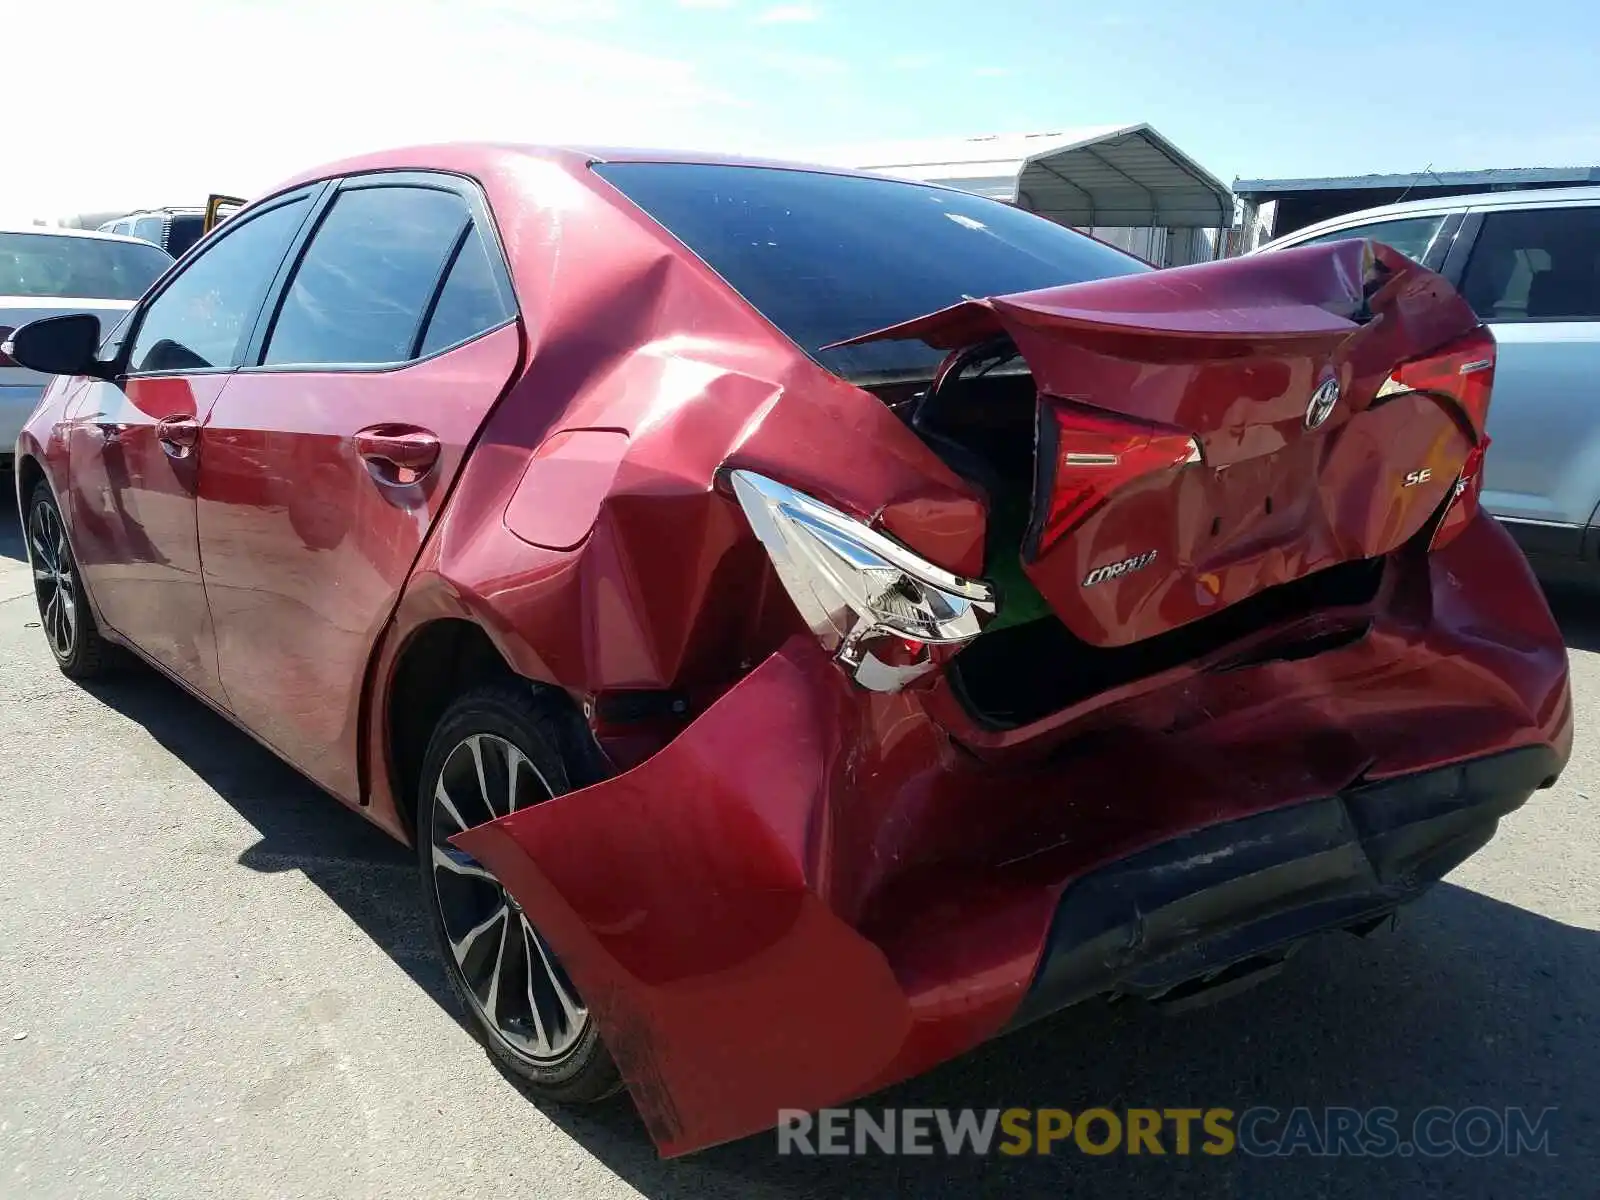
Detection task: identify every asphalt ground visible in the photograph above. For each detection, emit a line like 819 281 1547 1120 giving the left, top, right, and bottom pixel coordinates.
1 490 1595 1198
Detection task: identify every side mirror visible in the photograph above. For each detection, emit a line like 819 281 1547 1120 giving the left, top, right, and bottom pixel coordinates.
4 313 109 378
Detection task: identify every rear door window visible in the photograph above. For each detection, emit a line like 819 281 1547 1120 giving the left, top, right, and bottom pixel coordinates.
1289 214 1449 264
262 185 472 367
417 225 514 357
1460 206 1600 321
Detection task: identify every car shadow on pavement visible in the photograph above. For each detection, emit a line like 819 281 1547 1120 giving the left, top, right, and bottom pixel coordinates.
73 648 1600 1197
538 887 1597 1199
35 483 1596 1197
76 666 451 1012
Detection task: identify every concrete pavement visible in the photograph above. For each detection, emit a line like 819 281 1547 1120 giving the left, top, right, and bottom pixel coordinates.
1 492 1595 1198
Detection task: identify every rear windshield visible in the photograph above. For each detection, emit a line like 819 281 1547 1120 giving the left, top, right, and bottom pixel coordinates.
593 161 1149 382
0 232 173 301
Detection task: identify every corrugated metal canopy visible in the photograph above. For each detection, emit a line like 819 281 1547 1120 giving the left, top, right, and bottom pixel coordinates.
813 124 1233 229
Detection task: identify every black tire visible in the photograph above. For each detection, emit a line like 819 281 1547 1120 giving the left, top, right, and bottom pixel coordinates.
26 481 114 679
417 682 622 1104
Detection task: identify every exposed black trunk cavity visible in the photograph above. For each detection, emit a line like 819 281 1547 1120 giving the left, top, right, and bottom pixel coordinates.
867 350 1387 730
948 557 1385 729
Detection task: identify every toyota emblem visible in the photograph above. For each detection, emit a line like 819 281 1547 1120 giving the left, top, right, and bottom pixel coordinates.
1305 375 1340 429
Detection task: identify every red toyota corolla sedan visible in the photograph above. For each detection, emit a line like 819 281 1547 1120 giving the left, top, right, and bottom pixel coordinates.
7 144 1573 1156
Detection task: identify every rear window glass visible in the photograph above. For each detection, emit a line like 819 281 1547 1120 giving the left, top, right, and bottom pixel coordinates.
0 232 172 301
593 162 1148 381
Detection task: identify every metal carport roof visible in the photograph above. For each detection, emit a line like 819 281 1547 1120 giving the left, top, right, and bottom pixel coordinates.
811 124 1234 229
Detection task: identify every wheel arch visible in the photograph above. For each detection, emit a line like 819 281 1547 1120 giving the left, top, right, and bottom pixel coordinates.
15 451 47 515
376 615 601 844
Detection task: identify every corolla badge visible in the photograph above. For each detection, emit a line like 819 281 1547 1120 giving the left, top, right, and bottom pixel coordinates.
1305 374 1340 430
1083 550 1157 588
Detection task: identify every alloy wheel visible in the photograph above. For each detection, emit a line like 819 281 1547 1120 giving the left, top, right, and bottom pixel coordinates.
29 499 77 661
429 732 589 1065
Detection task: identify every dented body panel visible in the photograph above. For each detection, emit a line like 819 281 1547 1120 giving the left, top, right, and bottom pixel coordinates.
837 241 1490 645
14 145 1573 1160
457 515 1570 1155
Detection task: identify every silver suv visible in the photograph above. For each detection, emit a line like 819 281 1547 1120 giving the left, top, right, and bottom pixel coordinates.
98 208 207 258
1259 187 1600 582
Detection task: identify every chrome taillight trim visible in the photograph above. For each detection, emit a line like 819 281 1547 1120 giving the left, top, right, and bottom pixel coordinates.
729 470 998 691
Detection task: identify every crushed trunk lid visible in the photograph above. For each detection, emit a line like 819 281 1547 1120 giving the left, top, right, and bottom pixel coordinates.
830 240 1489 647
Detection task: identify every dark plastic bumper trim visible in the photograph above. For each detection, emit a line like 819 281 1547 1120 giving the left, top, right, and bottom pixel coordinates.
1005 744 1560 1029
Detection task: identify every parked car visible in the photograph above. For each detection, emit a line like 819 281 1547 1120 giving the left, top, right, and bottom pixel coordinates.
7 145 1572 1158
1 225 172 467
98 194 246 258
1258 186 1600 582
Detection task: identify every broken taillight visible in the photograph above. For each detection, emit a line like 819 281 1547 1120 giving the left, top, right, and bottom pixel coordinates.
1427 436 1491 551
728 470 997 693
1031 402 1201 557
1376 326 1498 550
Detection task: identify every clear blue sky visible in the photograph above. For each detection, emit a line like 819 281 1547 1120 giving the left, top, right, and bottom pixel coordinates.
647 0 1600 183
8 0 1599 216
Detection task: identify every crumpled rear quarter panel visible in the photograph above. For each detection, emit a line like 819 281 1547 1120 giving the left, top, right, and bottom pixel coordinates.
453 636 1051 1155
358 148 987 830
328 150 1569 1157
453 514 1571 1158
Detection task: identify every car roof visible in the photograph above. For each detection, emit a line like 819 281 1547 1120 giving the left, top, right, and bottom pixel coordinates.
258 141 940 206
563 144 878 174
0 223 170 247
1268 184 1600 246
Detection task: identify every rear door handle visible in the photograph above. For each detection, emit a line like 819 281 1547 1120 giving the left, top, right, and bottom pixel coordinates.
156 415 200 456
354 425 441 483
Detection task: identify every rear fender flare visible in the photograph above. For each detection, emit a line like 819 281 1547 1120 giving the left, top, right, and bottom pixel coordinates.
359 562 578 841
449 636 1037 1156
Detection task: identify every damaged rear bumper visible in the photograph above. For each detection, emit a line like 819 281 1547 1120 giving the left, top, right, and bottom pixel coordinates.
452 514 1572 1157
1006 743 1560 1029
